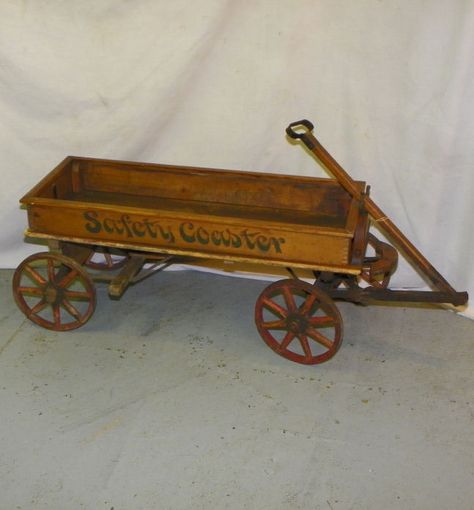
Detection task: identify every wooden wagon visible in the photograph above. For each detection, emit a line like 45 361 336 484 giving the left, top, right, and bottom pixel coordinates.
12 120 468 364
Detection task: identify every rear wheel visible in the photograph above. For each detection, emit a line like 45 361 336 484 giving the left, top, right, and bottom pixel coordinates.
12 252 96 331
84 246 128 271
255 279 343 365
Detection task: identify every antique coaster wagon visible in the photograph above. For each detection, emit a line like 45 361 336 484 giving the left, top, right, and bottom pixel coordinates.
13 120 468 364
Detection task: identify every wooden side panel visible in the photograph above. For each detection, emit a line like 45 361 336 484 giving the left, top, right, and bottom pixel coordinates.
26 203 352 267
80 161 354 217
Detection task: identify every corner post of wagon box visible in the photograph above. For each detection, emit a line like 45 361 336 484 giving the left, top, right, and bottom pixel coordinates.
285 119 463 298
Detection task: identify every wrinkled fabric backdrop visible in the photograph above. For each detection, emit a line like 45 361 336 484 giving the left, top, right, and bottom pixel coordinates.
1 0 473 317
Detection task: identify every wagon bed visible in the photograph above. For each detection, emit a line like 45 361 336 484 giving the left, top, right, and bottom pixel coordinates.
21 156 368 273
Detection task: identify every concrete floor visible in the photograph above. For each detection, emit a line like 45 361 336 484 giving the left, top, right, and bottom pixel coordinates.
0 268 473 510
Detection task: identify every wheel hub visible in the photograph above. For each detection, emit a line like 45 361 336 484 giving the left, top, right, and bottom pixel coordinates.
286 313 308 334
44 284 58 304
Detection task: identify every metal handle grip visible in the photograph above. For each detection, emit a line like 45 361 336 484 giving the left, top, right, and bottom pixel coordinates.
286 119 314 139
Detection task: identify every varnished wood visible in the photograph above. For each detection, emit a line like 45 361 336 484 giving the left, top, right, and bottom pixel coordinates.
21 157 368 273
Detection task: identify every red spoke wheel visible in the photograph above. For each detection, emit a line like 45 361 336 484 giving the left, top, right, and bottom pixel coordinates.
255 279 343 365
12 252 96 331
84 246 128 271
360 233 397 289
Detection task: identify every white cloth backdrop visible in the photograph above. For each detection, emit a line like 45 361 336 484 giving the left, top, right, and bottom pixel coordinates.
1 0 473 317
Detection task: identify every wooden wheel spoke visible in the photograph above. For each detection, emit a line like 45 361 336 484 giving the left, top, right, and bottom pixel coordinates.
57 269 79 289
28 298 48 317
64 290 91 301
307 327 333 349
372 275 388 288
361 271 386 288
282 286 296 312
47 258 56 282
299 293 318 315
309 315 336 328
298 334 313 360
85 247 128 270
279 331 296 350
23 264 46 286
104 253 113 268
52 304 61 328
61 299 82 321
262 318 287 330
262 297 288 319
18 286 44 296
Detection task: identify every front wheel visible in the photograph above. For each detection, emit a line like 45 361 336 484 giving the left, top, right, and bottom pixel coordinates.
12 252 96 331
255 279 343 365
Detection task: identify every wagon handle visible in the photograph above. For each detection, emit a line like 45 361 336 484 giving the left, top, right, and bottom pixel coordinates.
286 120 315 140
286 119 459 295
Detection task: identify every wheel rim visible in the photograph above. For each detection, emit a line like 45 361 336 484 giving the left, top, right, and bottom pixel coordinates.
360 234 393 288
84 246 128 271
255 279 343 365
13 252 96 331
